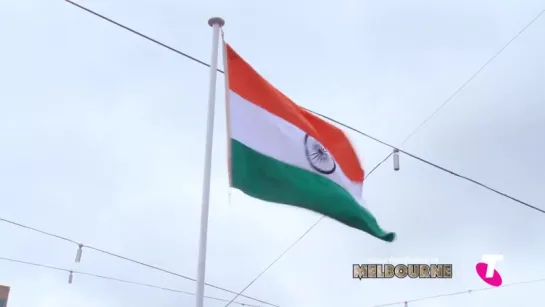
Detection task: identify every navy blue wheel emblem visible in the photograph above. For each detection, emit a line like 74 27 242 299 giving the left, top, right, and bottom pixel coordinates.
304 134 336 175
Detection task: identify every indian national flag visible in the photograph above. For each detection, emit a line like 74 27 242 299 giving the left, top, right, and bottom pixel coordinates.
224 43 396 242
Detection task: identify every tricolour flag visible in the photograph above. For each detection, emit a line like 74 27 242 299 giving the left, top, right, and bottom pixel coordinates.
223 43 395 242
0 285 10 307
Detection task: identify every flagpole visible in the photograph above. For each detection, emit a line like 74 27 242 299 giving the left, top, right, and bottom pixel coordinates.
195 16 225 307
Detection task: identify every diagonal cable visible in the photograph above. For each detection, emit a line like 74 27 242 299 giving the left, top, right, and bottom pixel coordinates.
368 5 545 179
0 216 278 307
62 2 545 305
63 0 542 215
371 277 545 307
402 6 545 143
0 256 261 307
221 6 545 305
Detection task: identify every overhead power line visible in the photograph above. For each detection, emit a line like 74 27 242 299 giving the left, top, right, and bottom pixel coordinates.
64 0 543 215
401 7 545 144
317 111 545 214
221 160 389 306
0 256 261 307
371 277 545 307
222 5 545 305
368 5 545 189
66 0 222 73
62 1 545 305
0 217 278 307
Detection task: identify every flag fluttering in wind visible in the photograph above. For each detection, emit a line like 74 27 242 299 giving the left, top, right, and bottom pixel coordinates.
223 43 396 242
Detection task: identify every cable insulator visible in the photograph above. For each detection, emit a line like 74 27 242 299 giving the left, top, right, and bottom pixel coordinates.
393 149 400 171
68 271 73 284
75 244 83 263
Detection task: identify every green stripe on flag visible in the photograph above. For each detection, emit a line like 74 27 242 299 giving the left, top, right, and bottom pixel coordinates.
230 139 395 242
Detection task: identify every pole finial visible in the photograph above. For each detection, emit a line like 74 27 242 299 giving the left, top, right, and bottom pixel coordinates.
208 17 225 27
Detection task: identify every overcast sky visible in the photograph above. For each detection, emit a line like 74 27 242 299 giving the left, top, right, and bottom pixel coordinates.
1 0 544 306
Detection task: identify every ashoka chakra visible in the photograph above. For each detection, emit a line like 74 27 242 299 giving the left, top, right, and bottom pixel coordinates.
304 134 336 175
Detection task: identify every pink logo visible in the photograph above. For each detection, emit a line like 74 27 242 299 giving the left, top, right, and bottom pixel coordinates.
476 254 503 287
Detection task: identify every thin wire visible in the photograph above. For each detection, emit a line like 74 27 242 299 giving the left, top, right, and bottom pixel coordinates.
63 0 543 215
0 217 78 245
364 152 393 179
400 7 545 144
222 216 325 306
0 257 260 307
371 277 545 307
318 112 545 214
222 154 390 307
0 217 278 307
63 1 545 304
223 6 545 304
64 0 221 73
365 5 545 188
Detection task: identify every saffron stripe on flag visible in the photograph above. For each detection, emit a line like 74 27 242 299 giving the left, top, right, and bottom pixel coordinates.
226 44 364 183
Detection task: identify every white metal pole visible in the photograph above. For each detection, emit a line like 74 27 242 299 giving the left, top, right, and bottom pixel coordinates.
195 16 225 307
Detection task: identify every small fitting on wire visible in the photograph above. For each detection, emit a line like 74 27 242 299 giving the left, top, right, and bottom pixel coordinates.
75 244 83 263
68 271 73 284
393 148 400 171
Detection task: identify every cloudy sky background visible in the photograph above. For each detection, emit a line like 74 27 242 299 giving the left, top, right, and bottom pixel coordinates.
1 0 544 306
